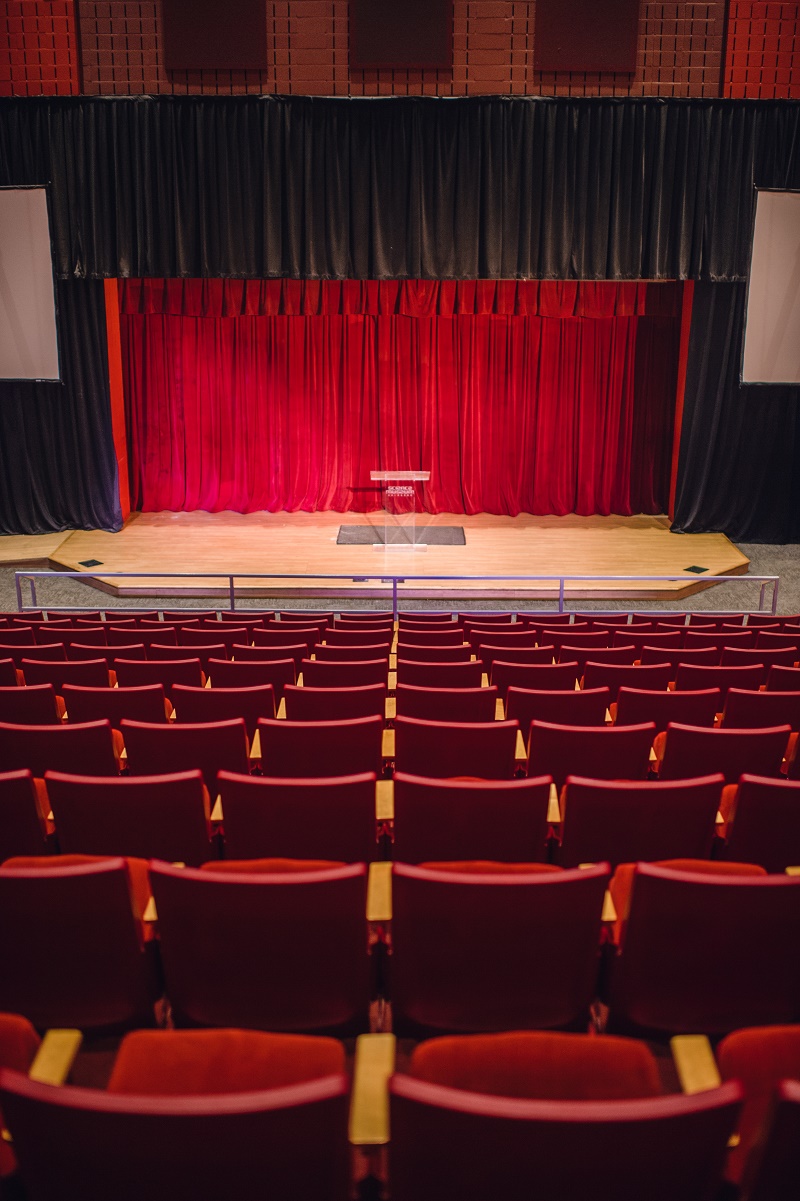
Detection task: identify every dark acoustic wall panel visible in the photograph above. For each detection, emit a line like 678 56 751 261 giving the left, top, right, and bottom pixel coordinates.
162 0 268 71
350 0 452 70
534 0 640 74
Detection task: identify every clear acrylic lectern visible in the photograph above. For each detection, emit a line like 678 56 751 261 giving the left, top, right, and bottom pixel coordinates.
369 470 431 550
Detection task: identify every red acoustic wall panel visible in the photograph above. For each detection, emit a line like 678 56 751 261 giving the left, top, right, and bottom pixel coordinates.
534 0 640 74
161 0 267 71
350 0 452 70
724 2 800 98
0 0 80 96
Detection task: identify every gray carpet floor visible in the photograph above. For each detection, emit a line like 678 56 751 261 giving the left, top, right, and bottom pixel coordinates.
2 541 799 616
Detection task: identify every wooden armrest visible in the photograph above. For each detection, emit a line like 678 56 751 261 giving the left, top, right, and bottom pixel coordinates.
547 782 560 824
670 1035 721 1094
276 696 286 719
382 728 395 760
385 696 396 721
210 795 223 822
387 670 397 691
515 730 527 764
376 780 394 822
649 746 657 762
786 865 800 876
481 672 489 688
143 896 158 922
601 889 617 924
716 810 724 825
249 727 261 761
367 861 392 922
120 746 127 762
604 708 612 723
296 671 304 686
349 1033 396 1146
494 697 505 720
28 1029 83 1086
389 653 396 670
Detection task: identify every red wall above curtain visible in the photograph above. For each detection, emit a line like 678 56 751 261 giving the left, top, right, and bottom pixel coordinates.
121 279 681 518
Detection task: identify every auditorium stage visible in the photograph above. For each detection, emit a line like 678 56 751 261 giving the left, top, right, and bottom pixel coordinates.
3 512 750 604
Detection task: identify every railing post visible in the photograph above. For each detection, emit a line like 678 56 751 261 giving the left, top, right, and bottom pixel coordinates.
758 582 767 612
558 577 565 613
14 572 23 612
229 576 236 612
29 576 38 610
772 579 779 615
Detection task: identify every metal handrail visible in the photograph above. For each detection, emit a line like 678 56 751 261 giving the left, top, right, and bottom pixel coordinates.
14 569 780 619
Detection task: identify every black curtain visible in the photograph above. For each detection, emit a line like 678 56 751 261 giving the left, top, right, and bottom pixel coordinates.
0 279 122 533
0 96 798 281
672 282 800 543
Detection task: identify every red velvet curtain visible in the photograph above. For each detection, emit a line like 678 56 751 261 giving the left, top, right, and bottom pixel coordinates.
121 280 681 516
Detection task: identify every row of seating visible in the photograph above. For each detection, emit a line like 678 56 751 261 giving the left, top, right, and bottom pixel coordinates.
1 854 799 1039
4 766 800 871
0 1020 797 1201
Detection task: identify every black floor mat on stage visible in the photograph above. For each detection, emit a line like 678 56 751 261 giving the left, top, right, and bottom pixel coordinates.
337 525 466 546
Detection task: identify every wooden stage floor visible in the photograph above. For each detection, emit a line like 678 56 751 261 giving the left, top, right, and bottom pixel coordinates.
2 511 750 602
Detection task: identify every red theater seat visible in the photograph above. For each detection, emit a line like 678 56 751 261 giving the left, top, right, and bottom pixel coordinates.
720 774 800 872
395 659 483 689
476 644 557 670
606 861 800 1036
394 715 519 779
217 771 378 862
171 683 276 735
393 644 471 663
555 774 723 869
582 661 672 700
46 770 214 866
391 772 551 863
300 659 388 688
283 683 386 721
721 687 800 730
0 684 60 725
62 683 169 727
506 686 610 734
150 859 369 1032
207 657 295 696
0 855 160 1029
656 722 792 782
614 687 721 734
389 861 609 1034
0 1041 349 1201
232 642 307 667
394 684 498 723
257 715 383 777
121 718 249 790
526 721 655 788
674 663 765 700
21 659 110 691
0 1013 40 1181
113 658 204 696
0 720 119 778
0 770 50 861
0 660 18 686
490 660 580 698
313 643 392 662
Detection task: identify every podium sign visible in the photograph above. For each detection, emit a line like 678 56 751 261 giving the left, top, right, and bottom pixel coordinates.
369 471 431 550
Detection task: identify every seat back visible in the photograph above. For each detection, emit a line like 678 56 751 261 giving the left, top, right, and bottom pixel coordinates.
683 630 756 650
388 1074 741 1201
491 660 580 698
0 720 119 777
21 659 110 690
615 687 721 735
393 644 471 663
546 631 610 654
392 772 551 863
391 862 609 1033
0 856 158 1028
62 683 168 727
151 859 369 1031
466 629 537 651
67 643 146 663
282 683 386 721
721 646 799 682
171 683 275 736
321 627 395 648
121 719 249 789
395 660 483 689
582 662 672 700
148 642 226 671
300 659 388 688
721 774 800 872
526 721 655 788
178 627 248 654
252 628 319 651
0 1068 350 1201
721 688 800 730
0 770 49 860
232 642 307 666
218 770 378 861
557 774 723 868
766 664 800 692
756 631 800 651
674 663 765 701
0 684 60 725
658 723 792 782
394 716 519 779
395 684 498 724
608 863 800 1035
257 715 383 777
113 658 204 696
208 657 295 696
108 627 177 647
507 687 610 735
614 631 683 654
639 645 720 669
313 643 392 662
46 769 214 866
0 659 18 686
557 645 638 674
476 645 557 670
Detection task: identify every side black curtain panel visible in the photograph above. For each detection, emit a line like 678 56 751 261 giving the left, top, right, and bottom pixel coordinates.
0 280 122 534
0 96 798 281
672 282 800 543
